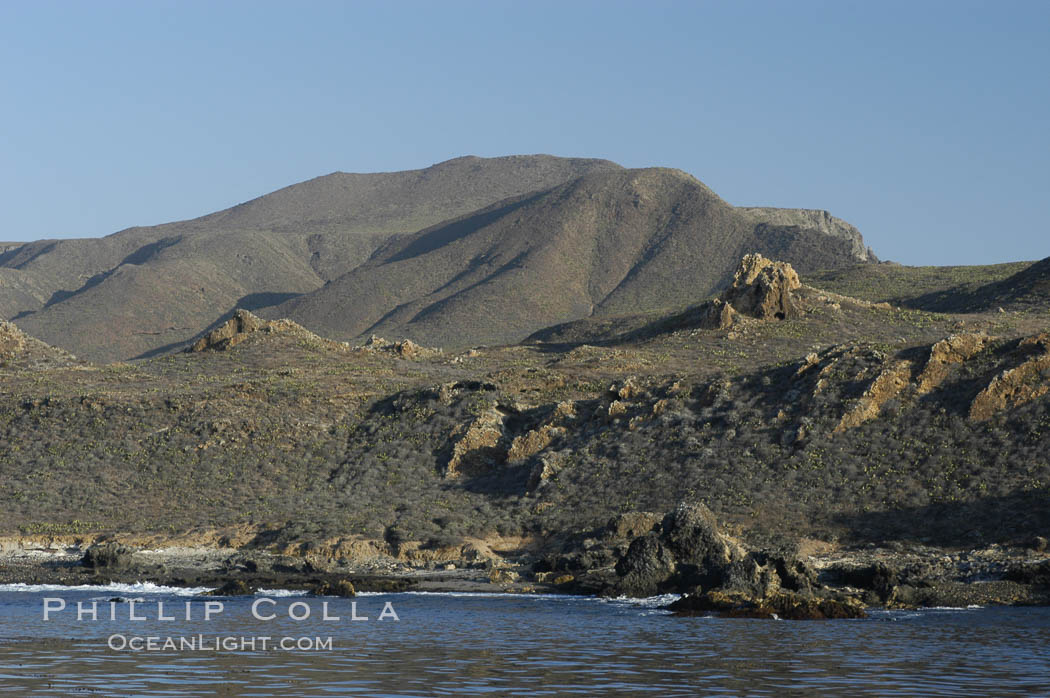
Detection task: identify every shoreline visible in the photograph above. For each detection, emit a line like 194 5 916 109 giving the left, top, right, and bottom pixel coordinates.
2 538 1049 615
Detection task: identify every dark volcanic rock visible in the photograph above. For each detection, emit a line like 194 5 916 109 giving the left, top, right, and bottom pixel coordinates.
660 502 738 588
762 553 818 593
611 534 678 597
82 542 134 571
832 561 900 601
667 590 866 620
591 503 871 618
312 579 357 597
207 579 256 596
1006 560 1050 587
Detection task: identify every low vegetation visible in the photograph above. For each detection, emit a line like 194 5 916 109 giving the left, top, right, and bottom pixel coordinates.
2 257 1048 555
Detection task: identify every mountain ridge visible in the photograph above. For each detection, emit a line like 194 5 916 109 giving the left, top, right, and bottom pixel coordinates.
2 155 622 361
268 167 873 349
2 155 876 361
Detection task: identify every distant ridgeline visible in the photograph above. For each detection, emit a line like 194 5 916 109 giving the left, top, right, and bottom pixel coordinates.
0 155 876 363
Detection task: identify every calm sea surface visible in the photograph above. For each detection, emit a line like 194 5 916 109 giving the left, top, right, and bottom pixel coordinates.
1 583 1049 696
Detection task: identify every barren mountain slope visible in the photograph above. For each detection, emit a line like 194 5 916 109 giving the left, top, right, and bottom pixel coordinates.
4 155 622 361
273 168 873 348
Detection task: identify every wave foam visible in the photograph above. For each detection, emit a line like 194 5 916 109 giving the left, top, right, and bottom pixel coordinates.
0 581 213 596
597 593 681 608
255 588 308 597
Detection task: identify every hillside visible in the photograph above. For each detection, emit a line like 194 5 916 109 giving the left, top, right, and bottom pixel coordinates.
900 256 1050 313
804 260 1041 311
1 256 1047 559
1 155 621 361
271 168 871 348
0 319 76 370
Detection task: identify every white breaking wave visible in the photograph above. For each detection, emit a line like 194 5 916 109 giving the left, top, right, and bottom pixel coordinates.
390 591 571 599
254 588 308 597
0 581 213 596
598 593 682 608
362 590 680 609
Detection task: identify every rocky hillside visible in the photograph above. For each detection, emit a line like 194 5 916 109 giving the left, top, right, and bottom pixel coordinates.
902 255 1050 313
269 169 872 349
1 256 1047 564
2 156 874 362
0 319 76 370
0 156 621 362
738 207 877 263
803 258 1047 313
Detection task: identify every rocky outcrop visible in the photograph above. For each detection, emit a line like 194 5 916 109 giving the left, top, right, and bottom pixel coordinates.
916 333 989 395
666 589 866 620
605 503 777 598
82 542 135 571
0 318 75 367
542 502 865 619
659 503 741 583
361 335 441 360
526 453 567 490
723 253 802 321
506 424 564 462
699 254 802 330
613 534 679 596
190 310 266 351
0 319 29 361
737 207 876 263
189 309 342 352
834 360 914 432
312 579 357 597
445 406 505 478
793 333 1038 432
970 334 1050 421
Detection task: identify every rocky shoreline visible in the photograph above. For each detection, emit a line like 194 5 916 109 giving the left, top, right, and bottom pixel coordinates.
2 503 1049 620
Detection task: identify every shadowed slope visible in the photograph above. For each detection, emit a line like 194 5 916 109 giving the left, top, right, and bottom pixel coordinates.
904 256 1050 312
272 168 872 348
3 156 621 361
804 259 1047 313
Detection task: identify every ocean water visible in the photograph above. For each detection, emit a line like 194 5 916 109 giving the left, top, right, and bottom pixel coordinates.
1 583 1049 696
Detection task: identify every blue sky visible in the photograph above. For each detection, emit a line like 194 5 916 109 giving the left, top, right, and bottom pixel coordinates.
1 0 1046 265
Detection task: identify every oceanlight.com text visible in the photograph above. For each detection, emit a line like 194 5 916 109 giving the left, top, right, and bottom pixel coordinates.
106 634 334 652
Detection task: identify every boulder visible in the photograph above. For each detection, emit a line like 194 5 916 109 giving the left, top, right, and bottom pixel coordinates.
611 534 678 597
312 579 357 597
660 502 738 587
82 542 134 570
700 299 737 330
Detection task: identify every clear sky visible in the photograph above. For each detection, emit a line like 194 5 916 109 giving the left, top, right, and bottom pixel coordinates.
1 1 1046 265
